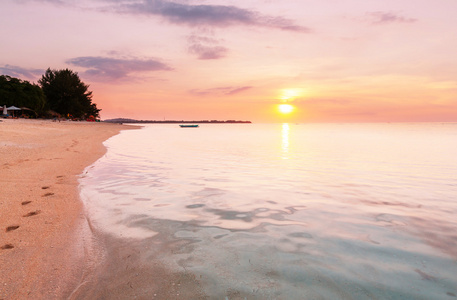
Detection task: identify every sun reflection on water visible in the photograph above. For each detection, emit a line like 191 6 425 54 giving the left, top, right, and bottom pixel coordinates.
281 123 290 159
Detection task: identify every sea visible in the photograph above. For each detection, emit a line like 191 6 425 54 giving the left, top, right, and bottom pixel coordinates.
79 123 457 299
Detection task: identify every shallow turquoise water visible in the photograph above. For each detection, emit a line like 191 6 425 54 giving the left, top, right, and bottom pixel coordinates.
80 123 457 299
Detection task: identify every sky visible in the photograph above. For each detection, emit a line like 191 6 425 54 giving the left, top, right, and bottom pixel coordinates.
1 0 457 122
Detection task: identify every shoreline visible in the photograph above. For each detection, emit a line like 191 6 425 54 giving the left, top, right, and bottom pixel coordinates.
0 119 137 299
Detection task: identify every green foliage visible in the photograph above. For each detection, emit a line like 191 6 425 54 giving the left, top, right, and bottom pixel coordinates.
0 75 46 115
39 68 100 119
0 69 100 119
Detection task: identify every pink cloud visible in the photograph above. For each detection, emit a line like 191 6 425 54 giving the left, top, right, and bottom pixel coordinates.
368 11 417 25
66 56 172 81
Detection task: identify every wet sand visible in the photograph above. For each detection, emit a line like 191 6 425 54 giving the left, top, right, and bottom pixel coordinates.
0 119 135 299
68 233 207 299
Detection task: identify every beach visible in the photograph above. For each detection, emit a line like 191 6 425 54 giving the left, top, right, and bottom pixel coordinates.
2 121 457 299
0 119 134 299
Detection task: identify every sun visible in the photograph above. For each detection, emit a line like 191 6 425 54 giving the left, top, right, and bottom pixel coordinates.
278 104 294 114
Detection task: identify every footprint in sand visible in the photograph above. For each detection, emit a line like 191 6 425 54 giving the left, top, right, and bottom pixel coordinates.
56 175 65 183
1 244 14 250
21 200 32 205
6 225 20 232
42 186 50 190
42 192 54 197
23 210 41 217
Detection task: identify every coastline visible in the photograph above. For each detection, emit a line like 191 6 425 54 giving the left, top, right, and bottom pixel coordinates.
0 119 136 299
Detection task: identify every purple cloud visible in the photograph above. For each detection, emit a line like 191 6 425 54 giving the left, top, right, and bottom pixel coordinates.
0 65 43 80
18 0 311 32
368 11 417 25
106 0 310 32
66 56 172 80
188 35 228 60
16 0 71 6
226 86 252 95
190 86 252 96
189 44 228 60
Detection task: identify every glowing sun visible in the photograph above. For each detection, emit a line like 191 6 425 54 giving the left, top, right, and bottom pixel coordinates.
278 104 294 114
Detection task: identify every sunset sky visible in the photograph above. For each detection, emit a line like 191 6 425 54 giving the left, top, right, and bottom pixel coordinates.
1 0 456 122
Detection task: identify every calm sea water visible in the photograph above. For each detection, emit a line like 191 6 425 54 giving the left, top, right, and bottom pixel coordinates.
80 123 457 299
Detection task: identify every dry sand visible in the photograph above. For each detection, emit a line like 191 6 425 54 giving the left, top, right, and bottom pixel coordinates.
0 119 135 299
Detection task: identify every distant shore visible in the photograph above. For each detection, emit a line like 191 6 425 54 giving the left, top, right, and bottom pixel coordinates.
104 118 252 124
0 119 136 299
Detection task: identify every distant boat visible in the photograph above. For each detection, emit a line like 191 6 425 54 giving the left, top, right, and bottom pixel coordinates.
179 124 199 128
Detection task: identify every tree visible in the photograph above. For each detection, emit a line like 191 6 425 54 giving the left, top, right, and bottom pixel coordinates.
0 75 46 115
38 68 100 119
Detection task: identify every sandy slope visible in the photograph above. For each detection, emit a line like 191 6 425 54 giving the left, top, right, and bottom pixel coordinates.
0 119 134 299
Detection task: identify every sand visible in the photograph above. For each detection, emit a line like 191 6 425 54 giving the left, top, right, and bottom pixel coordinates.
0 119 135 299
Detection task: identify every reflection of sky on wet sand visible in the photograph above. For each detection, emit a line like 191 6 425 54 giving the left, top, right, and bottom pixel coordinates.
80 123 457 299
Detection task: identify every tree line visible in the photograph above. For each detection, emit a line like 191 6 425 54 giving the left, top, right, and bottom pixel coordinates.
1 68 100 119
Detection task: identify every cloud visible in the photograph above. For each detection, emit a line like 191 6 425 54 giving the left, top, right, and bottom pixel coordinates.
188 35 228 60
105 0 310 32
15 0 73 6
0 65 43 80
368 11 417 25
190 86 252 96
66 56 173 80
16 0 311 32
188 44 228 60
226 86 252 95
